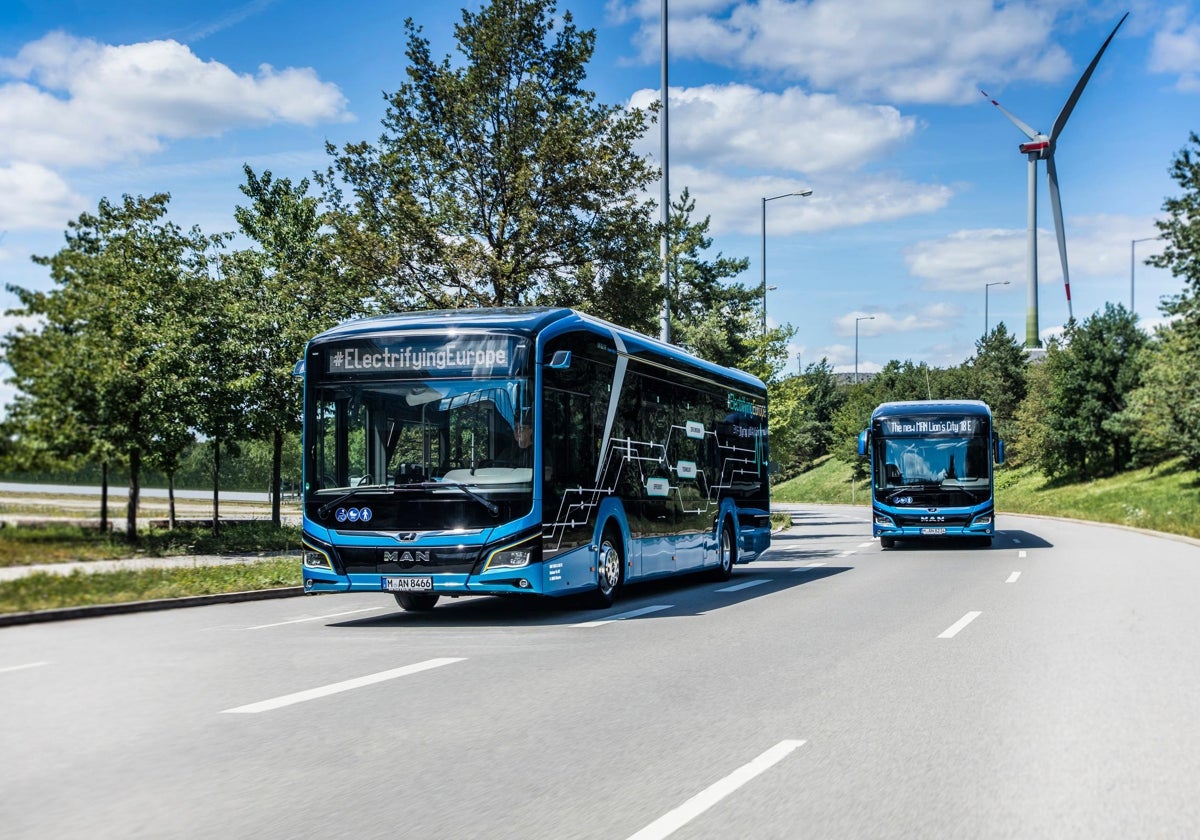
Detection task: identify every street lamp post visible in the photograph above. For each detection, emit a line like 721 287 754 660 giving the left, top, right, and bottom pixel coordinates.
761 189 813 333
985 281 1010 338
1131 236 1162 314
855 315 875 384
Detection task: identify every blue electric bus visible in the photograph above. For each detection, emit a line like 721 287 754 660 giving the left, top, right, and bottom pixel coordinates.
298 307 771 610
858 400 1005 548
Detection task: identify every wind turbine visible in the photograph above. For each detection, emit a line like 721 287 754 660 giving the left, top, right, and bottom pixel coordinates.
982 12 1128 348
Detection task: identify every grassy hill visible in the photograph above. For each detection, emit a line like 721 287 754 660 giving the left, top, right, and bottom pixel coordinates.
773 456 1200 541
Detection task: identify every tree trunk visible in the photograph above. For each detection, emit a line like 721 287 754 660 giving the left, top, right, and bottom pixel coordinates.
126 448 140 542
168 473 177 530
271 428 283 527
211 438 221 539
100 459 109 533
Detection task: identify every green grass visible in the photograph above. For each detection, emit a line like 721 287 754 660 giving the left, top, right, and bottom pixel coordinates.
0 557 302 615
773 455 1200 541
0 522 302 567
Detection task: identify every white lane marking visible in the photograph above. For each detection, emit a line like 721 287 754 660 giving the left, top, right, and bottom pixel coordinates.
1006 572 1021 584
793 562 827 572
625 739 807 840
1018 550 1027 559
247 607 382 630
572 605 671 628
716 579 767 593
938 611 982 639
837 550 854 558
857 542 874 548
0 661 50 674
221 658 465 714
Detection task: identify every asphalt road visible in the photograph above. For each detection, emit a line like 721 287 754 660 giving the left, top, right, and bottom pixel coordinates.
2 505 1198 839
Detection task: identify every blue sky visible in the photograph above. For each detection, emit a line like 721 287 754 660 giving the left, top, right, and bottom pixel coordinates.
1 0 1196 409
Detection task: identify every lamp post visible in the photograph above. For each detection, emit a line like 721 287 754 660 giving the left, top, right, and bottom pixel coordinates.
761 189 813 333
855 315 875 384
985 281 1010 338
1130 236 1162 314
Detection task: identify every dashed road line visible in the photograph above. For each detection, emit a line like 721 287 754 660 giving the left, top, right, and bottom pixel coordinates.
221 658 465 714
625 739 807 840
571 605 672 628
0 661 50 674
938 611 982 639
716 579 768 593
247 607 383 630
1006 572 1021 584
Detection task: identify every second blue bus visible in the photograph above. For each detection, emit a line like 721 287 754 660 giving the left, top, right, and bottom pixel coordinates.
858 399 1005 548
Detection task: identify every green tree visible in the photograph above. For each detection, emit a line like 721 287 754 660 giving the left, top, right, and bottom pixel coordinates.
1027 304 1147 479
233 165 359 525
964 323 1028 445
318 0 660 319
5 193 207 539
1129 131 1200 468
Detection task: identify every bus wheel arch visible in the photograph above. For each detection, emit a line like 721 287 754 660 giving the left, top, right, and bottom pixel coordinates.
393 592 440 612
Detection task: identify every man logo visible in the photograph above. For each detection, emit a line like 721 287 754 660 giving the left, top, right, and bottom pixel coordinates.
383 550 399 563
399 551 432 563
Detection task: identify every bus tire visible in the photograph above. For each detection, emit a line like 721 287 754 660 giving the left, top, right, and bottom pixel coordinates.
880 536 895 549
710 521 736 581
393 592 439 612
587 529 624 609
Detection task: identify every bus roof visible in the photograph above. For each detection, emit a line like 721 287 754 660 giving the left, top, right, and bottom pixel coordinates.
311 307 766 392
871 399 992 420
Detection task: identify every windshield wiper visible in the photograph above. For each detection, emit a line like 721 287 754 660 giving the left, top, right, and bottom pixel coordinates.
317 486 387 519
439 482 500 516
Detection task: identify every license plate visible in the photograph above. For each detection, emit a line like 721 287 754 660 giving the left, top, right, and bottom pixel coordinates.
382 576 433 592
921 527 946 536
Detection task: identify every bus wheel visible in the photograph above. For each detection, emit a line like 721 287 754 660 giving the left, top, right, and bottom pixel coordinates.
710 522 736 581
588 531 624 609
393 593 439 612
880 536 895 549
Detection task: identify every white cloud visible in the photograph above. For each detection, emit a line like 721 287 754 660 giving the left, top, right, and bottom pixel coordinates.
905 215 1170 294
616 0 1075 105
1150 5 1200 92
0 162 86 231
657 163 952 237
835 304 959 338
0 31 351 169
630 83 918 173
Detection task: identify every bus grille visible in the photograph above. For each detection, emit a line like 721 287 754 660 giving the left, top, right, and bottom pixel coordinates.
338 545 481 575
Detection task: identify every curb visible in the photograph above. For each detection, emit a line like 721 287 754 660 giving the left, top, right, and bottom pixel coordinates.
0 586 306 627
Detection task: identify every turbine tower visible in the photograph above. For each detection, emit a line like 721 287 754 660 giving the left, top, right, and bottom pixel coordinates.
982 12 1128 348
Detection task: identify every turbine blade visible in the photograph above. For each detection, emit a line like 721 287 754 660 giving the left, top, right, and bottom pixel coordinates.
1046 154 1073 322
1050 12 1129 142
980 89 1040 140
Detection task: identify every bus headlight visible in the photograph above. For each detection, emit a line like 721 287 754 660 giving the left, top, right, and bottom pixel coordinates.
302 545 333 570
973 514 993 527
487 548 531 568
874 513 896 527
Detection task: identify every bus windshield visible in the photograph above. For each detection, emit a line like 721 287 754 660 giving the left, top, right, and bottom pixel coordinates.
305 375 535 527
873 417 991 506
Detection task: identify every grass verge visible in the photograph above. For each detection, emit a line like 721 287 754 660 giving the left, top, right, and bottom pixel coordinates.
0 522 302 567
0 556 301 615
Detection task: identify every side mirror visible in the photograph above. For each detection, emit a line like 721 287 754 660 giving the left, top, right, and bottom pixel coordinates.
994 437 1006 465
857 429 868 458
292 359 306 378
